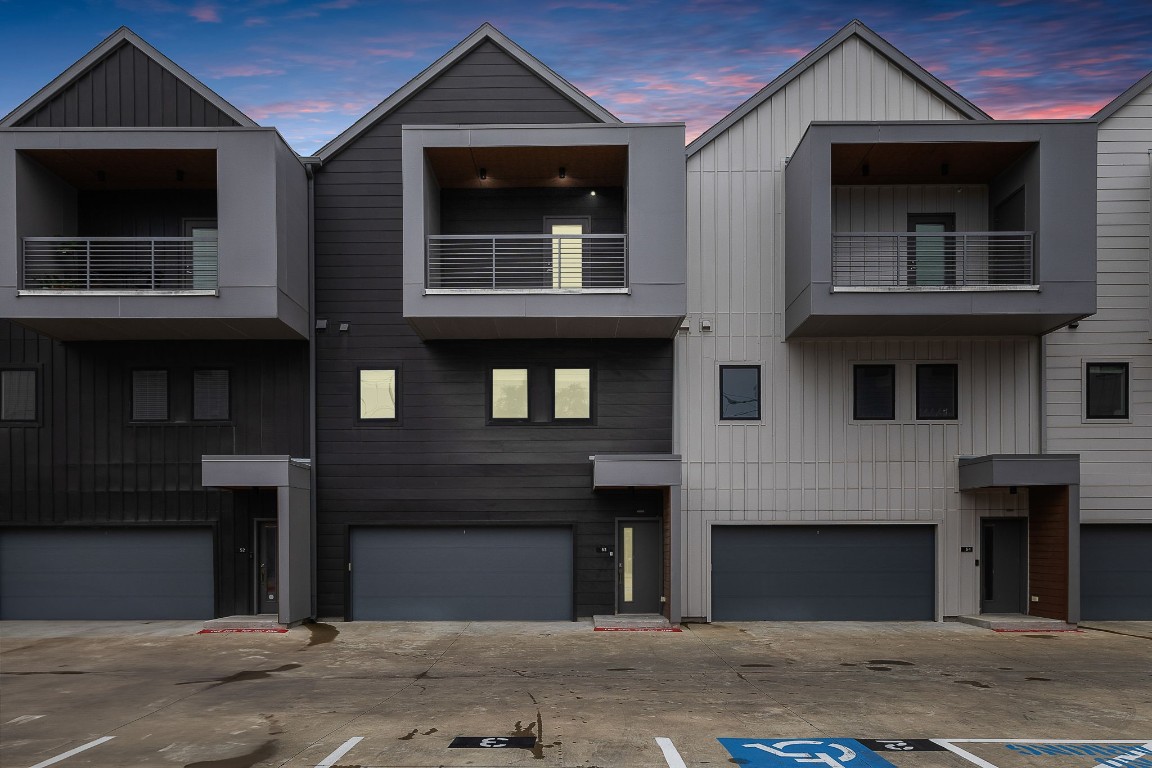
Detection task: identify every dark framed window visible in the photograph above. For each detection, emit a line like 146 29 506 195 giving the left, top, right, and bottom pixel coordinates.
1 368 38 423
719 365 761 420
490 368 529 421
193 369 230 421
553 367 592 421
132 369 169 421
854 364 895 420
916 364 958 420
359 368 399 421
1086 362 1129 419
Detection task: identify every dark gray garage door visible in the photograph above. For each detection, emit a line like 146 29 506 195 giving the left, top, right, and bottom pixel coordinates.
0 529 214 620
351 527 572 620
712 525 935 620
1081 524 1152 620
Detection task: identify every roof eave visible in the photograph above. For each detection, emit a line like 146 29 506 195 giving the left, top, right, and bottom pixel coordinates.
1093 69 1152 122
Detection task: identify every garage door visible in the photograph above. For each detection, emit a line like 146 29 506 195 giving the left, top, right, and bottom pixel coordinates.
1081 524 1152 620
712 525 935 620
0 529 214 620
351 527 572 620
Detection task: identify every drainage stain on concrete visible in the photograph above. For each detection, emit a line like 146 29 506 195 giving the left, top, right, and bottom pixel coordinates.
183 740 276 768
868 660 914 665
398 729 418 741
1025 634 1058 639
262 714 284 735
5 670 88 675
866 666 892 671
1026 677 1052 681
740 663 774 668
606 667 634 671
177 663 301 689
304 622 339 647
955 680 992 688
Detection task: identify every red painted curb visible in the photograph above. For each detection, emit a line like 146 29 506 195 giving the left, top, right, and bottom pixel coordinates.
594 627 683 632
196 628 289 634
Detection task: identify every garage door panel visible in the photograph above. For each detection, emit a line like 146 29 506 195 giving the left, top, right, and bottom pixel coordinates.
713 525 935 621
0 529 214 620
1081 524 1152 620
352 527 572 621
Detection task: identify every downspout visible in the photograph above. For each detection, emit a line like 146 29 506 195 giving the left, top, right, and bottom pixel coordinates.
302 156 322 620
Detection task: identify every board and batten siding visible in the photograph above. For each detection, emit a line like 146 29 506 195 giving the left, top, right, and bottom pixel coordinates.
1045 80 1152 524
680 34 1037 619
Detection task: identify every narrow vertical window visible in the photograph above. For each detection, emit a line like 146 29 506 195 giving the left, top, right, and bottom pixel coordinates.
719 365 761 420
916 364 958 420
1 369 37 422
854 364 895 420
132 370 169 421
554 368 591 420
193 369 230 421
1086 363 1129 419
491 368 528 420
360 369 397 420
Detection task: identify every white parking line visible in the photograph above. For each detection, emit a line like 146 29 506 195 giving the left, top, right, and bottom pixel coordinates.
655 737 688 768
6 715 45 726
27 736 114 768
315 737 364 768
1089 742 1152 768
933 739 1152 768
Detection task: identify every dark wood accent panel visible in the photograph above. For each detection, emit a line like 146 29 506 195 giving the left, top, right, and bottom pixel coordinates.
1028 486 1070 622
313 40 666 618
16 42 241 128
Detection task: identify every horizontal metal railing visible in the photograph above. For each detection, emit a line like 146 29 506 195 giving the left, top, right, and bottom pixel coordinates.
832 231 1034 288
21 236 218 292
427 234 627 290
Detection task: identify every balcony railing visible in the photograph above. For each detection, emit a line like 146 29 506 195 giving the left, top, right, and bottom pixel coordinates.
426 234 627 292
21 236 218 293
832 232 1034 289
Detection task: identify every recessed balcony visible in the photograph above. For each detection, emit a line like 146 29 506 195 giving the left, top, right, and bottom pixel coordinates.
784 121 1097 337
21 235 218 294
426 233 627 293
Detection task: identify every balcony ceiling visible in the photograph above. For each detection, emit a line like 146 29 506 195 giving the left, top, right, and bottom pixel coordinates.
832 142 1034 185
21 148 217 190
426 145 627 189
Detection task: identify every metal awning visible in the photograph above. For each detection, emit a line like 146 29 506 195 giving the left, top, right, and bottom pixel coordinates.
958 454 1079 490
590 454 681 489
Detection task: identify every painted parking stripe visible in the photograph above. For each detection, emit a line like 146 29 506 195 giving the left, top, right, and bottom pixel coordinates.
26 736 114 768
315 737 364 768
933 739 1152 768
1090 743 1152 768
655 737 688 768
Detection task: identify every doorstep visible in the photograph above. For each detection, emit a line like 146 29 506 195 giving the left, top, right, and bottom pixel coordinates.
201 615 286 631
953 613 1078 631
593 613 679 631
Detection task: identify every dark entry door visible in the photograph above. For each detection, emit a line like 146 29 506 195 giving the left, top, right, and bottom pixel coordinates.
256 520 279 615
981 518 1026 614
617 519 662 614
908 213 956 286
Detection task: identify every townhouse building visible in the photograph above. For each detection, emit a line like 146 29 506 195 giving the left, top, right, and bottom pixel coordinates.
1044 71 1152 620
0 29 313 623
678 21 1097 623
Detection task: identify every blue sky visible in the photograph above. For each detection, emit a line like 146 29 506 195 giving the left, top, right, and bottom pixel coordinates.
1 0 1150 154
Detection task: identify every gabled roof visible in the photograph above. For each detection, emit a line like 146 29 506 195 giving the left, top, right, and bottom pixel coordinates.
314 22 619 162
686 20 990 157
1 26 257 128
1093 69 1152 122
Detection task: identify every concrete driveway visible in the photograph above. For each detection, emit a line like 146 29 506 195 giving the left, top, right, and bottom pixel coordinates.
0 620 1149 768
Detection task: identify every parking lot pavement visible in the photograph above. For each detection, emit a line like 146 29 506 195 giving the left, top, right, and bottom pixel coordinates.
1 620 1149 768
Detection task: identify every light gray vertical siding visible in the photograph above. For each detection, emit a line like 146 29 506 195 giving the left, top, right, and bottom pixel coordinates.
680 34 1035 619
1045 81 1152 523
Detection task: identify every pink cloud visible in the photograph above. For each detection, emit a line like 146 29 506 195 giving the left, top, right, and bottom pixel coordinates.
188 3 220 22
988 100 1106 120
242 97 373 121
924 10 971 22
364 48 416 58
208 64 285 78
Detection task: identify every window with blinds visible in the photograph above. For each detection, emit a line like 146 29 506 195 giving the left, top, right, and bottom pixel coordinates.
132 370 169 421
1 369 37 422
193 369 230 421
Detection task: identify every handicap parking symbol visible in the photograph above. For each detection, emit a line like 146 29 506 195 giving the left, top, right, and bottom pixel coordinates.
718 739 898 768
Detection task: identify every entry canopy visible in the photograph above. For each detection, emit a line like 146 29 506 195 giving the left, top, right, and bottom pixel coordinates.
958 454 1080 490
591 454 681 489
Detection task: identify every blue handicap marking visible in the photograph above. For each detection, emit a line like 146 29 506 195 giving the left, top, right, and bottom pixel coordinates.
718 739 898 767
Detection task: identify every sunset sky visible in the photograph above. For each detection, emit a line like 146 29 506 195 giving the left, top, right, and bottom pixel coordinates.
1 0 1150 154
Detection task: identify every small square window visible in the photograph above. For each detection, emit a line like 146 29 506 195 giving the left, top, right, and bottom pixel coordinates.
1086 363 1129 419
720 365 760 420
360 369 397 420
1 369 37 422
193 369 230 421
854 364 895 420
916 364 958 420
554 368 591 420
132 370 169 421
491 368 528 420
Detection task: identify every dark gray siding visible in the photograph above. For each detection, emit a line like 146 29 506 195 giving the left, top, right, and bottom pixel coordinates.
79 190 217 236
0 320 304 616
314 40 672 618
16 42 241 128
441 188 625 235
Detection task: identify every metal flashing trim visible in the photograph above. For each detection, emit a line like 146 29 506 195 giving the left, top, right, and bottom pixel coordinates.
1 26 258 128
1093 69 1152 122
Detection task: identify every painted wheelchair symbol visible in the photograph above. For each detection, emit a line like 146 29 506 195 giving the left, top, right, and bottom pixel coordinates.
743 740 858 767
